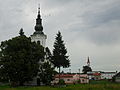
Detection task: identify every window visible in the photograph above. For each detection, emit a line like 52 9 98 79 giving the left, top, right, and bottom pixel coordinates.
37 41 41 45
67 79 70 81
82 79 84 82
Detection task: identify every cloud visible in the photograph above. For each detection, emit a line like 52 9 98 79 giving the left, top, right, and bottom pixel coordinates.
0 0 120 72
62 0 120 45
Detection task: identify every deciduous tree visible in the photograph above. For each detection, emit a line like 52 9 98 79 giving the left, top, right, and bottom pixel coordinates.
0 29 45 86
82 65 92 74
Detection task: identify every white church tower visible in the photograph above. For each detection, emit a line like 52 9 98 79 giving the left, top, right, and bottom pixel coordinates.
26 6 47 86
31 6 47 47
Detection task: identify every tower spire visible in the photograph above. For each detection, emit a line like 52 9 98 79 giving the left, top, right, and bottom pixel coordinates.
31 4 47 48
87 56 90 66
34 4 43 34
38 4 40 13
38 4 40 18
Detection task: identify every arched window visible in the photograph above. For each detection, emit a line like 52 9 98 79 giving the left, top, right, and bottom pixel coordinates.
37 40 41 45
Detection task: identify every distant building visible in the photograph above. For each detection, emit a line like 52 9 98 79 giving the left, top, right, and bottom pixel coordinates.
52 74 89 84
87 71 101 80
87 71 117 81
101 72 117 80
113 72 120 83
80 74 89 83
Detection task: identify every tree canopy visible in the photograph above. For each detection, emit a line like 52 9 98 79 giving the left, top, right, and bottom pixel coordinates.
52 31 70 75
0 30 45 86
82 65 92 74
39 61 56 85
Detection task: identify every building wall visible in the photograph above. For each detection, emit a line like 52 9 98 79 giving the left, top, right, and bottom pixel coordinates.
101 73 116 79
52 74 89 84
31 34 47 47
80 74 89 83
30 33 47 86
52 77 74 84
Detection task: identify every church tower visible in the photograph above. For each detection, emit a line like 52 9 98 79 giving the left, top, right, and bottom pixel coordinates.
87 56 90 67
31 6 47 47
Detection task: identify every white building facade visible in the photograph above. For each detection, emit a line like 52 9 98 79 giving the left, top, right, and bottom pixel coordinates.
101 72 117 80
25 7 47 86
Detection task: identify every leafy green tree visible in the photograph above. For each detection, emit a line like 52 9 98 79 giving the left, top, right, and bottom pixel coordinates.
82 65 92 74
52 31 70 80
58 79 65 85
0 29 45 86
39 62 56 85
37 47 56 86
45 47 52 61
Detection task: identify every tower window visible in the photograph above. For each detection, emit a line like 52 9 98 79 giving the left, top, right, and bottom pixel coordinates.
37 41 41 45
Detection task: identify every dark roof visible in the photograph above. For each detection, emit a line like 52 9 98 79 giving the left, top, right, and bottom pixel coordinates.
114 72 120 77
101 72 116 74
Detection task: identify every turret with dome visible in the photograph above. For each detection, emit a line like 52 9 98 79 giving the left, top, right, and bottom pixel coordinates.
31 5 47 47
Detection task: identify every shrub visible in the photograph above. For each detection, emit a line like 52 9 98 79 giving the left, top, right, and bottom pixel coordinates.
58 79 65 85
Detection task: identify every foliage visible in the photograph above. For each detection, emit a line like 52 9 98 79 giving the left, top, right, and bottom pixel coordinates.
52 31 70 75
37 47 57 85
45 47 52 62
0 30 45 86
82 65 92 74
39 62 56 85
58 79 65 85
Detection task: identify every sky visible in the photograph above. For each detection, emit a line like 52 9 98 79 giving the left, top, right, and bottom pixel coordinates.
0 0 120 73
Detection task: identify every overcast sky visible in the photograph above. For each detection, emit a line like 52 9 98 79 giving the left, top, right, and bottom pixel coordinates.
0 0 120 73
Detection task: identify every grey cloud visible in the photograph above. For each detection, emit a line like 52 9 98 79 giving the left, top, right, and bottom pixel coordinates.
82 3 120 27
65 0 120 45
0 0 120 72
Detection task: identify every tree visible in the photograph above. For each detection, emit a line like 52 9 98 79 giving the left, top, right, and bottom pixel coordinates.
39 62 56 85
82 65 92 74
45 47 52 62
38 47 56 86
0 29 45 86
52 31 70 80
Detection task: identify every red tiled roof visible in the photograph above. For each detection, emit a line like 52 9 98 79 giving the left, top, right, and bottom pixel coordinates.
93 73 101 76
55 74 75 78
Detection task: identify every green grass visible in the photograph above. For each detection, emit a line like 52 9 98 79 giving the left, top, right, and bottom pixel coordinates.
90 80 113 84
0 84 120 90
0 81 120 90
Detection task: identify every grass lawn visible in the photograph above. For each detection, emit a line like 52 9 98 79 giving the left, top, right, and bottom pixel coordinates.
0 81 120 90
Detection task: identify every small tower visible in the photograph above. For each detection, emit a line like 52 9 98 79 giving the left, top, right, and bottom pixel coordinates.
87 56 90 67
31 5 47 47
